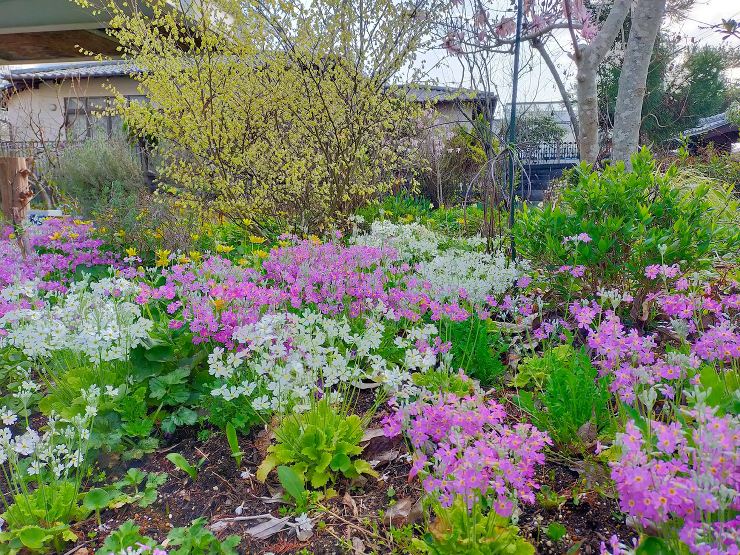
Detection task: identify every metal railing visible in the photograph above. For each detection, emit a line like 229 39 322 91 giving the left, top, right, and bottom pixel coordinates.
516 141 580 164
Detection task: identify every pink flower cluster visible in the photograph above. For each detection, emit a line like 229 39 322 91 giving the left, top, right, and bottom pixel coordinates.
383 393 551 514
611 408 739 554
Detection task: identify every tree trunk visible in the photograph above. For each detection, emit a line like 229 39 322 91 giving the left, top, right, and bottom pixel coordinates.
572 0 631 164
611 0 667 167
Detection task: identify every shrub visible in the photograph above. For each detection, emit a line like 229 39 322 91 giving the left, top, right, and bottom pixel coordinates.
514 148 740 291
50 136 146 216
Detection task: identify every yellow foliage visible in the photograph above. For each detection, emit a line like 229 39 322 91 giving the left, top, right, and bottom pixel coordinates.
81 0 431 232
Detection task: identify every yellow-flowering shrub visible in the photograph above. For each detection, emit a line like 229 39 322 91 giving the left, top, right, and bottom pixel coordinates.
80 0 433 232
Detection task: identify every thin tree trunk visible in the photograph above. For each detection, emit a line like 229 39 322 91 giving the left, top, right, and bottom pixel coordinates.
611 0 667 167
531 37 579 141
572 0 631 164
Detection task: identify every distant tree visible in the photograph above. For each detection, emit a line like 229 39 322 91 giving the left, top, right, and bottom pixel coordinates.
514 110 566 145
599 42 737 145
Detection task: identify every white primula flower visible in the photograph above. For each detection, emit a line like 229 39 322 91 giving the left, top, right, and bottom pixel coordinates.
0 406 17 426
13 429 40 456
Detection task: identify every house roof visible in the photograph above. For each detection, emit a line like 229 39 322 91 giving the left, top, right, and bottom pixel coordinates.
682 112 734 138
1 60 141 92
1 61 496 107
404 84 496 104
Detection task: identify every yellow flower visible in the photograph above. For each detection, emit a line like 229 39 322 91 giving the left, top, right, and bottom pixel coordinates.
456 218 465 225
249 235 266 244
178 254 191 264
254 249 268 259
68 232 79 239
100 227 107 233
278 240 291 248
189 251 202 263
308 234 321 245
115 229 126 238
213 298 226 311
237 257 249 266
48 232 62 241
125 247 138 258
155 249 171 267
191 233 200 241
242 218 253 227
9 233 16 239
216 243 235 254
73 219 84 225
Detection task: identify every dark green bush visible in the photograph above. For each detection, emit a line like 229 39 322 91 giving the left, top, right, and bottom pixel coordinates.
514 148 740 289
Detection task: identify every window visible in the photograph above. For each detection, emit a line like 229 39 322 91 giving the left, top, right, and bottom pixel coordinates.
64 95 147 141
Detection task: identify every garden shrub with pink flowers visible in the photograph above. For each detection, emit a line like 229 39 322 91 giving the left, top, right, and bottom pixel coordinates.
0 151 738 554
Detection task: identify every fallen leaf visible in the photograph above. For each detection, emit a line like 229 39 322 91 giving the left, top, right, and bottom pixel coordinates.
383 497 423 527
352 537 366 554
342 492 358 516
244 515 292 539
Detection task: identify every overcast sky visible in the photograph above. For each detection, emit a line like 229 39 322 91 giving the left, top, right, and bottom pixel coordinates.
420 0 740 104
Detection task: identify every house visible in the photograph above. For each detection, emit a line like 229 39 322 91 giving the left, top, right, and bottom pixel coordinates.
1 61 144 146
679 112 739 153
1 61 495 148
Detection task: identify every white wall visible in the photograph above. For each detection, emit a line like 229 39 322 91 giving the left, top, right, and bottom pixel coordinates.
3 76 141 142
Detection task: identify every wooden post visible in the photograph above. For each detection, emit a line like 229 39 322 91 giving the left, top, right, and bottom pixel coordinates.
0 156 34 255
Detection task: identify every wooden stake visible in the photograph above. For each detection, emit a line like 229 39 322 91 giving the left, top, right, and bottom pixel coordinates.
0 156 34 255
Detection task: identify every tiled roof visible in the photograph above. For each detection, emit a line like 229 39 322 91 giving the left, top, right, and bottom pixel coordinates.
683 112 732 137
1 61 496 105
404 84 496 104
1 60 140 91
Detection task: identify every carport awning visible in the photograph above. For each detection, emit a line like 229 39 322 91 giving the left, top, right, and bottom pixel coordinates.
0 0 119 63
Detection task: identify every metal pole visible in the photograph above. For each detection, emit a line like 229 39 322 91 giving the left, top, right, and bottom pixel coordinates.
507 0 524 260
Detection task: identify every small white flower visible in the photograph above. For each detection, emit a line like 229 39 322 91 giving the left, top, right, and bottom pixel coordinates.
0 406 16 426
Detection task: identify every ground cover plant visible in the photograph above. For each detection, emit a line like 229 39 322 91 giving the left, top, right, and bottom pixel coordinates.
0 151 738 554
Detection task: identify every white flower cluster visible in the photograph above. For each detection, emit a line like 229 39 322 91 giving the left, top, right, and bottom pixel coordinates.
352 220 442 261
0 385 100 480
208 310 439 411
0 277 153 362
412 249 522 304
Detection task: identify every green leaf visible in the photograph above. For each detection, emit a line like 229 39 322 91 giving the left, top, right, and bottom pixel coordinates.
166 453 197 481
330 453 352 473
636 536 673 555
277 465 306 504
84 488 113 511
18 526 53 550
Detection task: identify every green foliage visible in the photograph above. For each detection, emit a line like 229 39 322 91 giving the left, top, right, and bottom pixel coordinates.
97 521 156 555
50 136 146 217
277 465 310 513
512 344 576 391
514 110 566 145
514 149 740 290
0 481 88 553
515 347 612 451
97 519 240 555
106 469 169 509
545 522 567 542
166 518 240 555
203 393 264 434
225 423 243 468
257 398 377 488
413 497 535 554
412 367 476 397
443 316 506 387
166 452 205 481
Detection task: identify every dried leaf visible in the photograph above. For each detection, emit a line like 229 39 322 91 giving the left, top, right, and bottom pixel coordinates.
342 491 358 516
244 515 292 539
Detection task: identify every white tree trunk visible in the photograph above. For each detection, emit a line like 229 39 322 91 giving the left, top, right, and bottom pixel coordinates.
611 0 667 167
